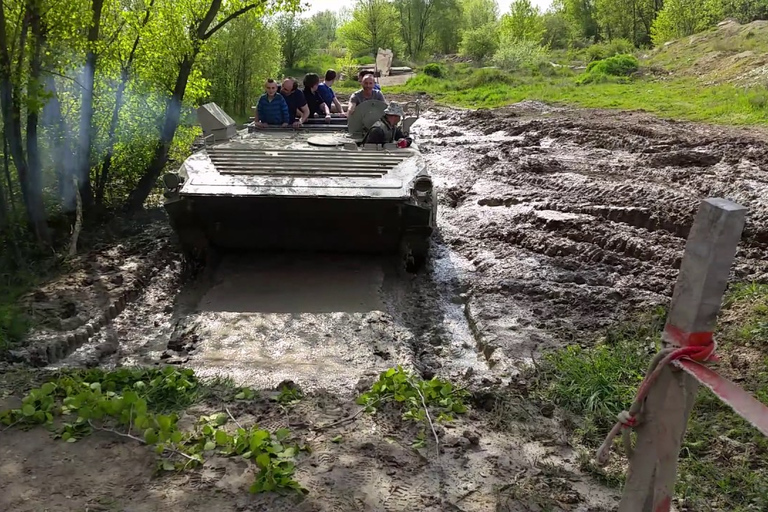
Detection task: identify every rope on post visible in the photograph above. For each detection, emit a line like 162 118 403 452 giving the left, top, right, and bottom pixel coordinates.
595 336 718 466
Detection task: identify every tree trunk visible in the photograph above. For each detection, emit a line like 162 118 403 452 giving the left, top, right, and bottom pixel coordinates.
0 2 50 245
42 74 77 210
25 0 47 243
125 53 195 211
76 0 105 211
94 69 127 207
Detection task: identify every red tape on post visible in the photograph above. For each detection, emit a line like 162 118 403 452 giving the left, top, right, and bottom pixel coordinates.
676 359 768 437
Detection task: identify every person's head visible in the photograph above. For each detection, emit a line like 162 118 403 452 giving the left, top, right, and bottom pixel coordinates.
303 73 320 93
383 102 404 126
281 77 296 94
265 78 278 97
361 74 375 93
324 69 337 84
357 70 368 83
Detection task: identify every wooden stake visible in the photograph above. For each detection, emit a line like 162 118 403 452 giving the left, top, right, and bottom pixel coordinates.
618 198 747 512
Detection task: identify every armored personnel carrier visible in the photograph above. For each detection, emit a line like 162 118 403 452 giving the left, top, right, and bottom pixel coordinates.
162 99 436 272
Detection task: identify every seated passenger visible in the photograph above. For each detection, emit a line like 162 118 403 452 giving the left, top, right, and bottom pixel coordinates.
347 74 386 117
357 69 381 91
256 78 289 128
281 77 309 128
317 69 345 115
363 102 412 148
303 73 332 122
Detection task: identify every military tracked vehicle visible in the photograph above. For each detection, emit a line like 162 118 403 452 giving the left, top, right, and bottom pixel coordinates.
162 99 436 272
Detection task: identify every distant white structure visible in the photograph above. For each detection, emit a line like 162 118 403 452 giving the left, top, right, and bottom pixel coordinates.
376 48 393 77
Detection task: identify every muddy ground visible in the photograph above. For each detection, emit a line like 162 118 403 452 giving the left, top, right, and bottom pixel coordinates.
2 101 768 512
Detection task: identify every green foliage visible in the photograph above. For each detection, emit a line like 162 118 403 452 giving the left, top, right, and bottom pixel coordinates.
576 54 639 84
459 24 500 61
492 38 549 72
650 0 722 46
499 0 545 44
423 63 447 77
337 0 402 57
0 367 305 495
584 38 635 62
275 12 316 70
530 287 768 510
357 366 469 444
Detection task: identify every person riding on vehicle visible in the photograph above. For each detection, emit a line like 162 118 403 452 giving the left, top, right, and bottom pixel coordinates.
363 102 412 148
347 74 386 117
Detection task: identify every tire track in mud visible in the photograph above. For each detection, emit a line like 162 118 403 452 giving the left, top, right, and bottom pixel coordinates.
413 103 768 361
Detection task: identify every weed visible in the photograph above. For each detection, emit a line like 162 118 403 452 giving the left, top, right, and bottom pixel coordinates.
277 385 303 404
577 54 639 85
0 367 306 495
357 366 469 444
530 283 768 510
423 63 446 78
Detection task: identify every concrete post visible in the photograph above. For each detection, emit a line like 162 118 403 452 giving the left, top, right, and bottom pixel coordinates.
618 198 748 512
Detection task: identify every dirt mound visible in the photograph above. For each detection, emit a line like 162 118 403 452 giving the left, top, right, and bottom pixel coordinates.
649 19 768 85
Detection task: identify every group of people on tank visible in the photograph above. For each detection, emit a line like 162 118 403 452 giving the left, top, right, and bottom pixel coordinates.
254 68 411 147
254 69 384 128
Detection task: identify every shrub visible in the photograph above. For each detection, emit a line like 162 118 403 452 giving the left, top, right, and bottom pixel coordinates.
423 63 446 78
577 54 639 84
585 38 635 62
462 67 517 88
459 24 500 62
492 38 549 73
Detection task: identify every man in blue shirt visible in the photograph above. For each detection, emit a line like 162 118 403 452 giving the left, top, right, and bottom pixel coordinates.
280 77 308 128
255 78 289 128
317 69 345 114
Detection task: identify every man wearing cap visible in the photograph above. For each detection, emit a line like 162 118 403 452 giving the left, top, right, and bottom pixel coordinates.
363 102 412 148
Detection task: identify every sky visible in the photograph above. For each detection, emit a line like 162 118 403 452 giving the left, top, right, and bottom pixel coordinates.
299 0 554 18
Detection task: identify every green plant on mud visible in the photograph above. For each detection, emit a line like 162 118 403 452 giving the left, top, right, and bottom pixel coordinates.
357 366 469 446
0 367 306 495
531 287 768 511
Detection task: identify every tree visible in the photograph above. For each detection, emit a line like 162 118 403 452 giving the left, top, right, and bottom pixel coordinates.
275 12 315 70
337 0 401 58
457 0 499 61
650 0 721 45
202 13 281 118
126 0 294 211
428 0 462 54
394 0 443 58
555 0 599 43
542 10 573 49
460 0 498 28
499 0 545 43
308 10 338 49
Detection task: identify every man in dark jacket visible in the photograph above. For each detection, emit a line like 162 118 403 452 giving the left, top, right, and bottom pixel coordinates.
364 102 412 147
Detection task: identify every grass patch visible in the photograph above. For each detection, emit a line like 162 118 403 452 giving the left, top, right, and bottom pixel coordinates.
530 284 768 510
392 63 768 125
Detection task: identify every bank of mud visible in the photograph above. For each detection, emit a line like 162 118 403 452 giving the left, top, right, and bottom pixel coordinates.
3 100 768 511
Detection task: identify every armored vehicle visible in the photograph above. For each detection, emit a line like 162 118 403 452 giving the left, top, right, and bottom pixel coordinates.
162 100 436 272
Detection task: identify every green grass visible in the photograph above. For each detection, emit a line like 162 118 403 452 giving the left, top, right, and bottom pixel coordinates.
530 284 768 511
392 66 768 125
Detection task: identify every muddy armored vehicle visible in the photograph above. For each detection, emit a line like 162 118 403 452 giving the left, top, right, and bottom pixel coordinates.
162 100 436 271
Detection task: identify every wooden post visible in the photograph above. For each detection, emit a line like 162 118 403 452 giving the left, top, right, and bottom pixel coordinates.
618 198 748 512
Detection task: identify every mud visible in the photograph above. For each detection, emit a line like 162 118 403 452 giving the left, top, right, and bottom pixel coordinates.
4 100 768 511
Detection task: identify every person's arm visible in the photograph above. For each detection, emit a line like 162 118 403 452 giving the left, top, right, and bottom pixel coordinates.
347 96 358 117
280 97 289 127
332 95 343 114
320 101 331 121
378 91 386 103
256 96 266 128
395 126 412 147
298 104 309 124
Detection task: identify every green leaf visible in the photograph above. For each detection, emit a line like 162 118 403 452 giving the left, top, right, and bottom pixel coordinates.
22 405 35 417
144 428 159 444
331 435 342 443
204 440 216 451
170 431 183 444
215 429 229 446
274 428 290 441
162 460 176 471
256 452 271 469
213 413 228 426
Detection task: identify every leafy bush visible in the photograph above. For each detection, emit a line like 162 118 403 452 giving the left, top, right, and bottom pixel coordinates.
459 24 500 62
577 54 639 84
585 38 635 62
423 63 446 78
462 67 517 88
492 38 549 72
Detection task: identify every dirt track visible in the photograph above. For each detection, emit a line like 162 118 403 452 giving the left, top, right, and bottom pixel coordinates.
2 101 768 511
